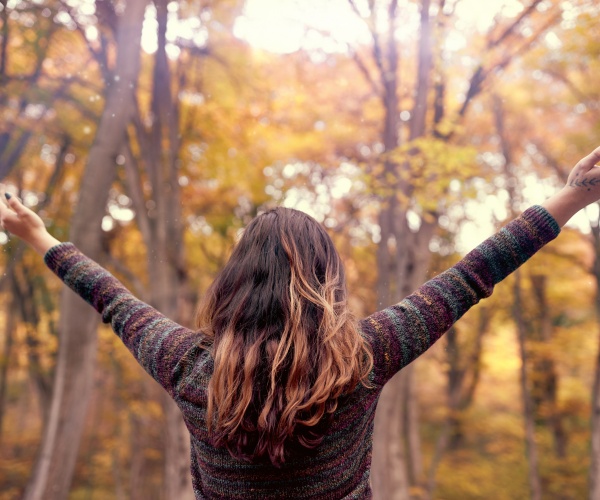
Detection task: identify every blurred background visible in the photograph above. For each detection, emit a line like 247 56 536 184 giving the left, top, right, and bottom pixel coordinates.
0 0 599 498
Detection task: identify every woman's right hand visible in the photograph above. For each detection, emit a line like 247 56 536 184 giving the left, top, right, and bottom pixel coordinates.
565 146 600 201
543 146 600 227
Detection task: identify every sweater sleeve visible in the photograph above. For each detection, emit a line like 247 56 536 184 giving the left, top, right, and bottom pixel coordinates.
359 205 561 386
44 243 202 396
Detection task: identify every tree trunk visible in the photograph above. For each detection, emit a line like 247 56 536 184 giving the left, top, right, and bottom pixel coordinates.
0 276 16 445
514 273 543 500
530 274 566 458
589 217 600 500
129 412 146 499
426 307 489 498
370 10 411 493
12 266 52 423
397 218 435 497
495 95 542 500
120 1 193 496
23 1 148 498
373 379 410 500
403 364 423 488
371 1 433 497
592 339 600 500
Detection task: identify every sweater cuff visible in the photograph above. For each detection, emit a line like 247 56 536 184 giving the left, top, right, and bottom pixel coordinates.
521 205 561 241
44 242 79 276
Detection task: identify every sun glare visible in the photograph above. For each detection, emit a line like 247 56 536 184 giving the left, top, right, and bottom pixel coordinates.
137 0 534 57
233 0 371 54
233 0 530 54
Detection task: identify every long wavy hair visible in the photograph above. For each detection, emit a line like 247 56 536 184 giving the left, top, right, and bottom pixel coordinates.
195 207 373 466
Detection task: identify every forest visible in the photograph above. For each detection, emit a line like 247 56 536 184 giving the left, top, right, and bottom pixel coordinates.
0 0 599 498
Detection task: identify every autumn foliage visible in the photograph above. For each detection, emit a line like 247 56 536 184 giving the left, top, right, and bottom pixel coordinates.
1 0 600 499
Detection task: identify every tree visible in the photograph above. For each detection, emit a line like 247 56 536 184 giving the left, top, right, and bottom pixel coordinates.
341 1 563 496
24 1 148 497
121 0 194 495
515 4 600 494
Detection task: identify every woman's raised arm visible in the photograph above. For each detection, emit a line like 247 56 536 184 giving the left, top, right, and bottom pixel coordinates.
360 146 600 386
0 190 202 396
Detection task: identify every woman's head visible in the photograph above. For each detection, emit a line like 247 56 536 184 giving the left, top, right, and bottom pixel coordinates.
196 207 372 466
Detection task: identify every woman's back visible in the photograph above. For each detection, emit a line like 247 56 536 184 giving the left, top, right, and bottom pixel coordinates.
179 347 377 499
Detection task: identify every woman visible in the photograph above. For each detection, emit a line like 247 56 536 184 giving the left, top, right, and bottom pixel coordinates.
1 147 599 499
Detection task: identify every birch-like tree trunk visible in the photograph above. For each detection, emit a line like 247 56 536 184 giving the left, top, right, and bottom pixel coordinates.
371 1 433 497
122 0 194 496
530 274 566 458
495 96 542 500
23 1 148 498
426 307 489 498
513 273 543 500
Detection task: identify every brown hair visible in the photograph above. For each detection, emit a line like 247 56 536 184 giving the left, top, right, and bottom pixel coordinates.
196 207 373 466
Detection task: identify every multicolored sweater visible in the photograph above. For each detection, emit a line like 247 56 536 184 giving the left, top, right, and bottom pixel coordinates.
44 205 560 499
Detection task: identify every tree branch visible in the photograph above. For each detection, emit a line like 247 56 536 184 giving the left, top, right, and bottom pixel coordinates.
350 50 382 96
487 0 544 50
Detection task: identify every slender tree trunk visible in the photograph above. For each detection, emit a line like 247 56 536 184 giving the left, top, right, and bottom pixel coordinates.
154 4 193 497
129 412 147 500
120 1 193 496
426 326 462 499
372 2 433 497
530 274 566 458
371 22 411 498
514 273 543 500
589 218 600 500
592 341 600 500
495 95 542 500
426 307 489 498
13 267 52 423
403 364 423 487
23 1 148 498
397 219 435 497
373 380 410 499
0 278 16 445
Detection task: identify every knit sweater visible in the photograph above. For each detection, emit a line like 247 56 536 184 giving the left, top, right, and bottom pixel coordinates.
44 205 560 499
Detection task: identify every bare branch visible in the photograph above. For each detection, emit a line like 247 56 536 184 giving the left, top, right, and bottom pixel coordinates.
350 50 382 96
0 134 70 287
492 10 562 73
348 0 369 19
531 140 568 182
451 8 560 131
122 132 154 249
370 24 387 81
543 69 590 103
0 131 32 181
410 0 433 140
487 0 544 50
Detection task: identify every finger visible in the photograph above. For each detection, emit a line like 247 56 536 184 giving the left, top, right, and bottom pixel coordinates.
0 200 18 232
0 184 8 208
0 194 12 218
4 193 29 217
579 146 600 171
